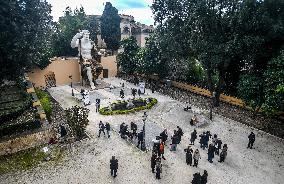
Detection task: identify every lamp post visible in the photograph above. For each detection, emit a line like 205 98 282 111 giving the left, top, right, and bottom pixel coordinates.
141 112 147 151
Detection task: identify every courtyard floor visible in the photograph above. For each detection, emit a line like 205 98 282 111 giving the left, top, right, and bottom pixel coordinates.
0 77 283 184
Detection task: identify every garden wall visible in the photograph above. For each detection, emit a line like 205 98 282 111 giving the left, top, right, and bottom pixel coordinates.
0 128 54 156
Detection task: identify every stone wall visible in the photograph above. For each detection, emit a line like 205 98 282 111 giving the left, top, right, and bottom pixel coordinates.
0 128 54 156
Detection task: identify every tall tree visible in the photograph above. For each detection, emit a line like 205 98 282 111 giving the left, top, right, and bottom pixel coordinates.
117 36 139 74
51 6 88 57
101 2 121 51
0 0 53 81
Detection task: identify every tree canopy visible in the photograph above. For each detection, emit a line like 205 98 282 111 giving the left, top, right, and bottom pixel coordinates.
0 0 54 81
101 2 121 51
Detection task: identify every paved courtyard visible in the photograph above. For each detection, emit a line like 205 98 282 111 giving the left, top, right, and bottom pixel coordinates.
1 77 283 184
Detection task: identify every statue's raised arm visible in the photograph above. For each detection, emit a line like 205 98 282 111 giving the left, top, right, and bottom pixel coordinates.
70 30 94 60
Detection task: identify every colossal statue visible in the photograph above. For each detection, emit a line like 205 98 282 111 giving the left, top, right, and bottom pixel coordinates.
71 30 102 89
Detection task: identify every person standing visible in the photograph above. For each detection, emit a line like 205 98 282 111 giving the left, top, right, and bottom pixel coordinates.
192 172 201 184
105 122 111 138
160 129 168 145
132 88 137 98
137 130 144 149
98 121 105 137
247 132 255 149
120 89 124 99
215 138 222 155
159 141 166 160
193 149 201 167
190 129 197 145
204 131 211 149
184 146 193 166
110 156 118 178
95 98 101 113
138 89 141 97
176 126 184 144
170 130 178 151
130 122 138 138
199 132 206 150
207 143 215 163
151 152 157 173
219 144 228 162
155 157 162 179
201 170 208 184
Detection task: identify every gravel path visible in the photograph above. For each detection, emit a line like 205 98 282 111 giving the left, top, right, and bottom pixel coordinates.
1 77 283 184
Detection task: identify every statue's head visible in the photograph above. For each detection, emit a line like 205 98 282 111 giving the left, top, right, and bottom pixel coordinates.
81 30 90 40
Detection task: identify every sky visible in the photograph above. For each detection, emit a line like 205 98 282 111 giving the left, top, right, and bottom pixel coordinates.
46 0 154 25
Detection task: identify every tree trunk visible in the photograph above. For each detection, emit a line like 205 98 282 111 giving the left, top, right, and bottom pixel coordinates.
214 68 225 107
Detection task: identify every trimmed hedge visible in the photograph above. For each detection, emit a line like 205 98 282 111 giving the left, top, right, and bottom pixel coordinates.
99 97 158 115
0 120 41 138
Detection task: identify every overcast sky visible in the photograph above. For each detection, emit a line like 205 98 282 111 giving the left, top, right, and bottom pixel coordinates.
46 0 154 25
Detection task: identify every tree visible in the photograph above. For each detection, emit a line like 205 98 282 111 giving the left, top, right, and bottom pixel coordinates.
65 105 90 140
152 0 284 107
238 73 265 116
117 36 139 74
51 6 89 57
101 2 121 51
0 0 53 81
263 51 284 114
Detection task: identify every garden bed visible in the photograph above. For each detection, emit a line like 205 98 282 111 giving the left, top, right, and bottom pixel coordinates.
99 97 158 115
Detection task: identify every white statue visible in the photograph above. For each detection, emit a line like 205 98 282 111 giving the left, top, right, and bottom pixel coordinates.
71 30 96 89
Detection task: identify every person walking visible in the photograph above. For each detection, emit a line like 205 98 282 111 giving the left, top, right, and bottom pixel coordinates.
204 131 211 149
207 143 215 163
192 172 201 184
155 157 162 179
190 129 197 145
105 122 111 138
201 170 208 184
110 156 118 178
138 89 141 97
247 132 255 149
160 129 168 145
98 121 105 137
132 88 137 98
193 149 201 167
151 152 157 173
219 144 228 162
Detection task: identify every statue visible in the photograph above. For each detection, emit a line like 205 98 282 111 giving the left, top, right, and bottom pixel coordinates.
71 30 103 89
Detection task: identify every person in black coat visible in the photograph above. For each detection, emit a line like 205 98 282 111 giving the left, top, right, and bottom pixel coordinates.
98 121 105 137
105 122 111 138
137 131 144 149
170 130 179 151
151 152 157 173
160 129 168 144
247 132 255 149
192 172 201 184
199 132 206 150
190 129 197 145
110 156 118 177
176 126 184 144
201 170 208 184
130 122 138 138
184 146 193 166
215 138 222 155
207 144 215 163
204 131 211 148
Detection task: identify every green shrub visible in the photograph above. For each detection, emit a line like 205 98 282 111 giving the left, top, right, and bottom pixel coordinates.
35 89 52 120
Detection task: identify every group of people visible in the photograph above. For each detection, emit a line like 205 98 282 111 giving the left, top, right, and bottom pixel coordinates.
170 126 184 151
119 122 145 150
98 121 111 138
